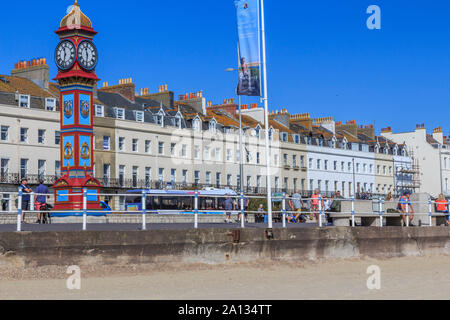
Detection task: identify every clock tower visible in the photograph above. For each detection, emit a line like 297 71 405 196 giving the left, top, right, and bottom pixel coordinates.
53 0 102 212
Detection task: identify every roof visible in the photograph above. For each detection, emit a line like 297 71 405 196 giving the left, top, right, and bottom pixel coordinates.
60 1 93 29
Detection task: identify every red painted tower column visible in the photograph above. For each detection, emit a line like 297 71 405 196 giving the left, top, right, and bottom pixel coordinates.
53 0 102 211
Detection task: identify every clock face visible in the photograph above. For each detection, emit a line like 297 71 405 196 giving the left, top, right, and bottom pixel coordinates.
77 40 98 71
55 40 76 70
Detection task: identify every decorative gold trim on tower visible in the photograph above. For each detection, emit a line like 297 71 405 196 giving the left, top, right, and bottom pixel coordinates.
60 0 93 29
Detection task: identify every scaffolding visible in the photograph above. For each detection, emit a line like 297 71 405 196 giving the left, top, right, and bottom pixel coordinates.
394 148 421 196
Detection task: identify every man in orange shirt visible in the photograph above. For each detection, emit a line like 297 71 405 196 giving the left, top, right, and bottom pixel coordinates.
436 193 449 226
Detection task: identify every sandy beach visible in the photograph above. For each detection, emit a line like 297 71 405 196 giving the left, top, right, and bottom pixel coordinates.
1 255 449 300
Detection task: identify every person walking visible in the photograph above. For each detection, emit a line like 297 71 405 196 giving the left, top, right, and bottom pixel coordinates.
35 179 49 224
223 194 235 223
19 177 32 223
289 190 306 223
398 191 415 226
310 189 321 221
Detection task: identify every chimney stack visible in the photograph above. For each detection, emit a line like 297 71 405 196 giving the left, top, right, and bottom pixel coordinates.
11 58 49 89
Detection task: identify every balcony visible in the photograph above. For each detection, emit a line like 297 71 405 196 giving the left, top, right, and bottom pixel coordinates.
293 165 300 171
0 173 57 185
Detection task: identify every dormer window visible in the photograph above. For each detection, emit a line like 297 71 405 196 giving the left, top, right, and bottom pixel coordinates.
114 107 125 120
134 110 144 122
209 119 217 133
193 117 201 132
156 111 164 127
268 128 274 141
331 137 337 148
384 147 389 154
281 132 288 142
19 94 30 108
175 114 182 129
401 148 406 156
45 98 56 111
95 104 104 117
294 134 300 144
255 126 261 138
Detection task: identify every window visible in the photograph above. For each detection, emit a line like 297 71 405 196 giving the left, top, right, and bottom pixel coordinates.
274 154 279 166
316 159 321 170
119 137 125 151
170 169 176 184
369 164 373 173
19 94 30 108
103 136 110 150
389 166 392 175
145 167 151 188
383 166 386 175
209 120 216 133
175 115 182 129
284 177 288 190
324 160 328 170
181 144 187 157
55 161 61 178
170 143 176 156
204 147 210 160
145 140 151 154
274 177 279 191
283 154 288 166
134 111 144 122
1 126 8 141
194 171 200 185
333 161 337 171
363 164 367 173
193 118 201 132
348 162 351 172
194 145 200 159
206 172 211 185
281 133 288 142
268 128 274 141
1 158 9 180
45 98 56 111
20 128 28 143
309 179 314 191
227 174 232 186
95 105 104 117
292 155 297 167
20 159 28 178
157 112 164 126
130 167 137 187
257 176 261 192
119 165 125 186
356 163 360 173
236 149 240 162
158 141 164 155
341 161 345 171
294 134 300 144
377 165 380 174
114 108 125 120
38 129 45 144
215 148 221 161
226 149 232 162
158 168 164 182
103 164 110 182
300 156 304 167
255 126 261 138
182 170 187 184
132 139 138 152
309 158 313 169
55 131 61 145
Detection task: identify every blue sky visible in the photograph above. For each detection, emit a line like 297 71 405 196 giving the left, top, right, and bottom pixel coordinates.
1 0 450 135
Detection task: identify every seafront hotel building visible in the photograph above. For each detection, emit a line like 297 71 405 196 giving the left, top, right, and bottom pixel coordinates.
0 59 443 210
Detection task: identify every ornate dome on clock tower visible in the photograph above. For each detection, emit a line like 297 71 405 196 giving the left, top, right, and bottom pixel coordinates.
60 0 93 29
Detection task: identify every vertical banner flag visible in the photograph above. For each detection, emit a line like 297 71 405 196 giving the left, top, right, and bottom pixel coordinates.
235 0 261 96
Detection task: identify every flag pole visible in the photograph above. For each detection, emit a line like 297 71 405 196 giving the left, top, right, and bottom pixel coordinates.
260 0 272 229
